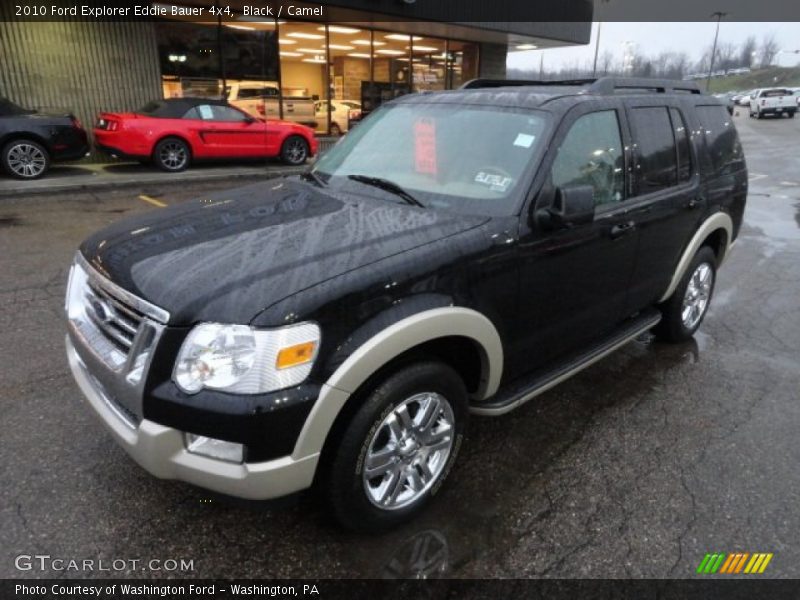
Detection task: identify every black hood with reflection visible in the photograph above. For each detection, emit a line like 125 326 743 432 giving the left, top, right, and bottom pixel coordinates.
80 179 488 325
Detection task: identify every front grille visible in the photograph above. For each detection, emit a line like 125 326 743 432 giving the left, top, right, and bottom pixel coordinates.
84 280 143 355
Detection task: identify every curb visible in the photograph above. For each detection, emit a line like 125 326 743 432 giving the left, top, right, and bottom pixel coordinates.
0 165 307 199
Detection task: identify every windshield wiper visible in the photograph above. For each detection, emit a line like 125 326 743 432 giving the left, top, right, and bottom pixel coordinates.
302 170 327 187
347 175 425 208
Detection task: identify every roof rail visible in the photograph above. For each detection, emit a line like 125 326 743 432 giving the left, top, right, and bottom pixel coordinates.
460 78 596 90
460 77 703 95
588 77 702 95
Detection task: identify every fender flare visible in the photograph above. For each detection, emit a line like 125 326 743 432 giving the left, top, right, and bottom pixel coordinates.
659 212 733 303
291 307 503 460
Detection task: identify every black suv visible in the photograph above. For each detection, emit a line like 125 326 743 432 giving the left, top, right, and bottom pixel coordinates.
65 78 747 531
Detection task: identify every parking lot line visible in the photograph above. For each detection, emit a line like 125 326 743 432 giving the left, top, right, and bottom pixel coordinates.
138 194 167 208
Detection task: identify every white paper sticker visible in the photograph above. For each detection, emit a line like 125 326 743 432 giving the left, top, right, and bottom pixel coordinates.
513 133 535 148
198 104 214 120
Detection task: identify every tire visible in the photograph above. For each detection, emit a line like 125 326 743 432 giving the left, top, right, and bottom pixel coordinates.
654 246 717 343
756 110 762 119
153 137 190 172
329 123 342 136
2 139 50 179
789 111 795 119
280 135 309 165
326 361 468 532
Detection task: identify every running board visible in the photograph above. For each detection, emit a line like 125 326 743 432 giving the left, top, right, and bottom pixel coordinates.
471 309 661 416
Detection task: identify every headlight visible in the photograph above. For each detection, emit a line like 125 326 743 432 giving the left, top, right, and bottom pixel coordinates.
173 322 320 395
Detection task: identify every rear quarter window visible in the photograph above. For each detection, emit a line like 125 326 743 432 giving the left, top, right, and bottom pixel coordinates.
696 105 745 175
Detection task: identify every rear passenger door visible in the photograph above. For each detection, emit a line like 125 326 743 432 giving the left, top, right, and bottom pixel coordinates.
621 101 703 314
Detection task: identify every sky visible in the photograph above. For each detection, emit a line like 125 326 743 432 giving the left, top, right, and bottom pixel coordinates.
507 22 800 73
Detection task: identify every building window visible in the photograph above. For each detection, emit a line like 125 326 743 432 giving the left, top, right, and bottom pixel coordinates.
411 37 447 92
154 11 483 135
155 20 222 98
446 41 479 89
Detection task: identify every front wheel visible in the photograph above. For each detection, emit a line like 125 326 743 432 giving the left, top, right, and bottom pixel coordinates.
326 361 467 532
654 246 717 343
280 135 309 165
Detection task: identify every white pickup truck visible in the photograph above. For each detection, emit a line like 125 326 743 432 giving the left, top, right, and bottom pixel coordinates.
227 82 318 128
749 88 797 119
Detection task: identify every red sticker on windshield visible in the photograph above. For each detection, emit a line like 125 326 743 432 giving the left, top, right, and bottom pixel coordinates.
414 118 437 175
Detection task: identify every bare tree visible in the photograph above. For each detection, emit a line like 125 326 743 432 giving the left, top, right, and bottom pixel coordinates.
739 36 757 67
759 34 780 67
715 42 737 72
598 50 615 75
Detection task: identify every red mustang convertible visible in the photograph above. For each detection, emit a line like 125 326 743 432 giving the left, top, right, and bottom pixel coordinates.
93 98 318 171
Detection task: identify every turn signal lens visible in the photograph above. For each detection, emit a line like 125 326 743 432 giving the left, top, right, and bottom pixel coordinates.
276 341 317 370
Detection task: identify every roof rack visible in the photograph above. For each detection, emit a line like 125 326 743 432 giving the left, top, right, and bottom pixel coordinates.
460 77 703 95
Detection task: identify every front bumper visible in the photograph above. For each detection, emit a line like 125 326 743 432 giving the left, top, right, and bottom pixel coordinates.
67 335 319 500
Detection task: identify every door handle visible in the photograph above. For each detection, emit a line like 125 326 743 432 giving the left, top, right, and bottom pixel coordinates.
610 220 636 239
686 197 703 210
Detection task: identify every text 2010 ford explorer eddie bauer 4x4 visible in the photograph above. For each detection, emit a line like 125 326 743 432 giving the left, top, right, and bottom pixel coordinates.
66 78 747 531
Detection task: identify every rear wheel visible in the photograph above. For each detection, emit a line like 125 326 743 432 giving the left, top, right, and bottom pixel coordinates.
280 135 309 165
326 361 467 532
2 139 50 179
654 246 717 343
153 137 190 172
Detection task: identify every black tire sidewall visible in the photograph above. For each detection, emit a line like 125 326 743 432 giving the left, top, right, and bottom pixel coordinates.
153 137 190 172
328 361 468 532
2 139 50 179
280 135 308 165
657 246 717 342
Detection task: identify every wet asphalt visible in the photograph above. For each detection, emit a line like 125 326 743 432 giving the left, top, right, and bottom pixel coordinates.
1 110 798 579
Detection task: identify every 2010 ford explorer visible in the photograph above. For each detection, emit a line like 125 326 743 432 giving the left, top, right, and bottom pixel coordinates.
66 77 747 531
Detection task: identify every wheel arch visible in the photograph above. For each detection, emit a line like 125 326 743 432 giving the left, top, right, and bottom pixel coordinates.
659 212 733 303
1 132 52 154
152 133 193 159
291 307 503 460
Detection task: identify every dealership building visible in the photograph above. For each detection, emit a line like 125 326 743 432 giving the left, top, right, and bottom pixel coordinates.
0 1 591 157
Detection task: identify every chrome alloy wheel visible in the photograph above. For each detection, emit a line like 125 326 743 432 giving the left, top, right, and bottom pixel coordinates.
363 392 455 510
284 137 307 164
682 262 714 330
159 141 187 170
7 143 46 178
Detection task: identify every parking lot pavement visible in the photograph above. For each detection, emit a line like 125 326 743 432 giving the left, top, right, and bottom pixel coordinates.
0 161 306 198
1 111 799 579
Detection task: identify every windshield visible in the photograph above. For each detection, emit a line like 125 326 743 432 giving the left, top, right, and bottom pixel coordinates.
312 102 549 216
0 98 35 116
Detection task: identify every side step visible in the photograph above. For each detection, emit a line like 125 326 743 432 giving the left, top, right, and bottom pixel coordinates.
471 308 661 416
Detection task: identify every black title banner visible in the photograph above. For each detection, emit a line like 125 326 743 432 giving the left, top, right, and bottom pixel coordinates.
2 0 800 22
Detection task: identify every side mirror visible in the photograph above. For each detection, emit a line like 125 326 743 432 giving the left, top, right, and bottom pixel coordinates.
536 185 595 229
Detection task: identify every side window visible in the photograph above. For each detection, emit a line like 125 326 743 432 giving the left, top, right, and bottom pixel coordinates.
670 107 692 182
630 106 677 194
182 107 201 120
696 105 744 174
210 105 248 122
550 110 625 206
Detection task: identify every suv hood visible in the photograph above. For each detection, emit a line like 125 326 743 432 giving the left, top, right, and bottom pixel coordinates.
80 179 488 325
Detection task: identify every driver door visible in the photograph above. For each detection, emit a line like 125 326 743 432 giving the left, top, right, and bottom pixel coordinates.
510 100 639 377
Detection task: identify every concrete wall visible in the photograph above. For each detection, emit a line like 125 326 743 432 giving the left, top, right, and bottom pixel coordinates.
479 43 508 80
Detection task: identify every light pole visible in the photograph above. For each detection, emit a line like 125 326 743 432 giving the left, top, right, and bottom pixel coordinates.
591 0 610 77
592 22 603 77
705 11 727 91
